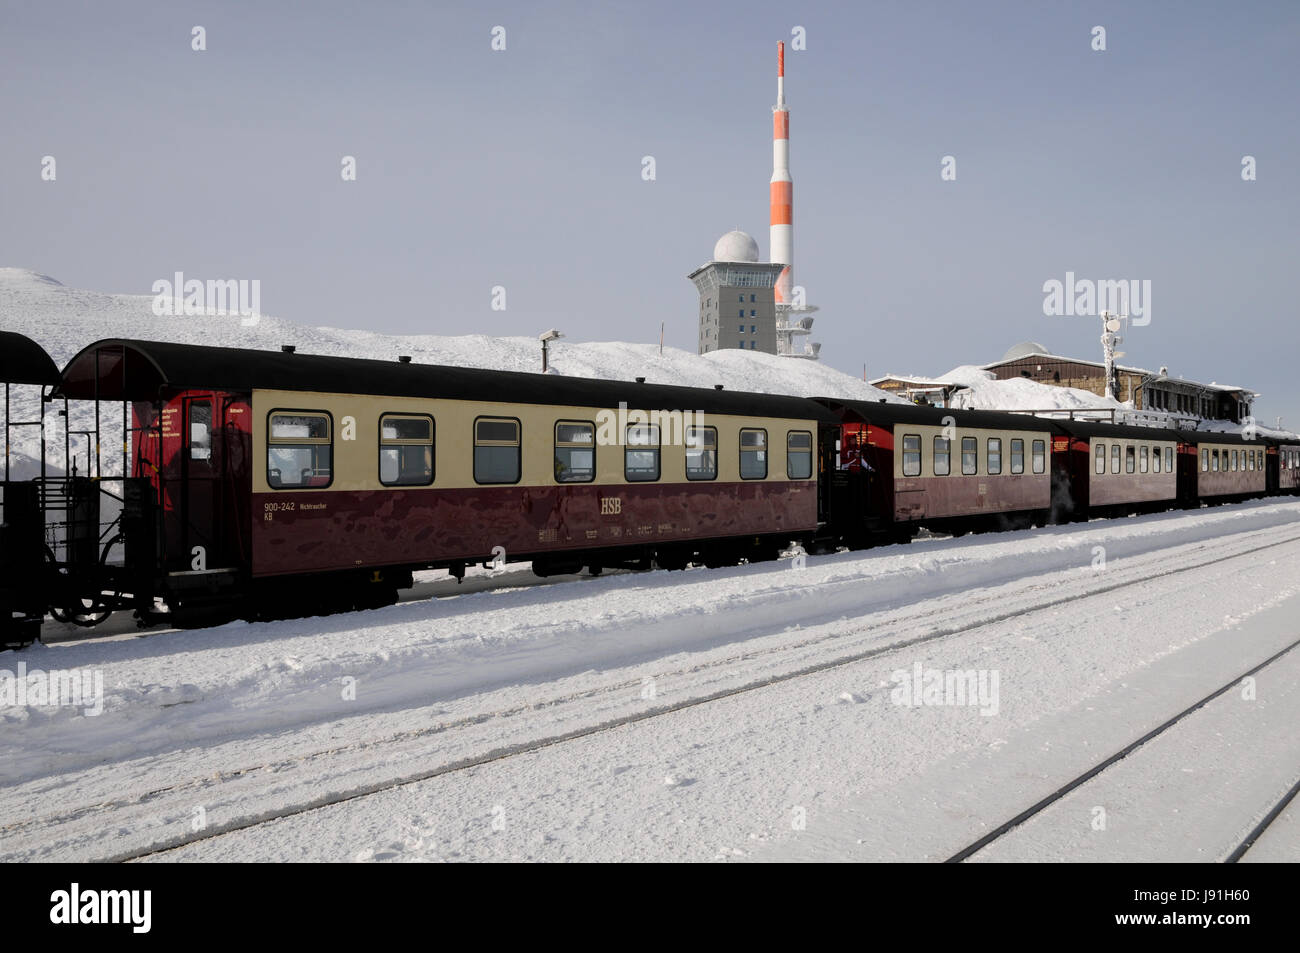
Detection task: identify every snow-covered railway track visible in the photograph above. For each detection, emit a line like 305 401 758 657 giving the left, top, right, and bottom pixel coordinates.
1225 773 1300 862
37 525 1294 863
945 636 1300 863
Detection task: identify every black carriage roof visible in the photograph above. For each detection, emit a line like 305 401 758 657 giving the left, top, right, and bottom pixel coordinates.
0 332 59 386
55 338 839 422
818 398 1272 445
1047 419 1188 443
1074 425 1267 446
1187 430 1270 446
814 397 1058 433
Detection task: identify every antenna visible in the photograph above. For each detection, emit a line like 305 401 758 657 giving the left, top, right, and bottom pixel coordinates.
1100 311 1128 401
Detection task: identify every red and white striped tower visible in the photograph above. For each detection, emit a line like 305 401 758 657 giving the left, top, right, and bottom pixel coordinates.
770 41 793 304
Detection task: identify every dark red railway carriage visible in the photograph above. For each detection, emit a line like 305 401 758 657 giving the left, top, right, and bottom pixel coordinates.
812 398 1057 542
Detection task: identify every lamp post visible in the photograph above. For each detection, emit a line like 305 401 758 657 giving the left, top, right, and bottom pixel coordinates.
539 329 564 372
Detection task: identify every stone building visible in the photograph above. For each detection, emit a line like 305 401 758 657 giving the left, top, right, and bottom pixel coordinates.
985 342 1256 423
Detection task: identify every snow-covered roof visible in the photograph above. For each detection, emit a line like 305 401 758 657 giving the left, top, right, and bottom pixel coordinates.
984 348 1153 376
869 374 962 388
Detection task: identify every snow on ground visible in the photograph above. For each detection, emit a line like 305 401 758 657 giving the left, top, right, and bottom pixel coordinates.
0 267 902 478
2 500 1300 862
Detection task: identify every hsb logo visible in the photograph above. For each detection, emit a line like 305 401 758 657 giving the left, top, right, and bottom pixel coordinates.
600 497 622 515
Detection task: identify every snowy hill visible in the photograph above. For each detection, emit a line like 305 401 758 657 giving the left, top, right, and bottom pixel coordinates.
0 267 905 478
3 269 1291 480
0 267 900 401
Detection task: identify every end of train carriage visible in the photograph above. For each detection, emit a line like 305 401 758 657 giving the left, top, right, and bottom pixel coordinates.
0 334 253 647
1 333 61 647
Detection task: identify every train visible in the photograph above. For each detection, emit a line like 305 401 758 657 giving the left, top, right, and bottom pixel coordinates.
2 332 1298 649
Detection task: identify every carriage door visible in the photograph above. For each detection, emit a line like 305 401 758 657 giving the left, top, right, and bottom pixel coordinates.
181 394 221 571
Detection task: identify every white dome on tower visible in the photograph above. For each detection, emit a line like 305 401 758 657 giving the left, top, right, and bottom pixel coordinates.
713 230 760 263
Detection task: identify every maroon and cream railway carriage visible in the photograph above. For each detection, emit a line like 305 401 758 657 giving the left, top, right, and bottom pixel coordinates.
811 398 1057 542
53 338 838 623
1189 432 1269 503
1047 419 1189 519
1269 440 1300 495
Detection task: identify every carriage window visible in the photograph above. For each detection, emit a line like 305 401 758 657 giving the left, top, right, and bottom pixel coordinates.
474 417 521 484
962 436 977 475
1201 448 1208 471
1095 444 1106 474
379 414 434 486
1166 447 1174 471
554 421 595 483
1032 439 1046 474
1248 449 1255 471
1231 450 1239 471
190 400 212 462
1212 450 1219 471
1112 444 1121 474
1010 439 1024 474
1140 446 1149 473
739 428 767 480
934 436 951 476
625 424 661 481
686 426 718 481
902 434 921 477
1125 446 1135 473
987 438 1002 475
268 412 332 489
1153 446 1161 473
787 431 813 480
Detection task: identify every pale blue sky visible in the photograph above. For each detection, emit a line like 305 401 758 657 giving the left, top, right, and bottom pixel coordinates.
3 1 1297 421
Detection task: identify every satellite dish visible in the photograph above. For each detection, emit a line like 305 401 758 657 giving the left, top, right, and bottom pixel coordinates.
1105 318 1122 332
